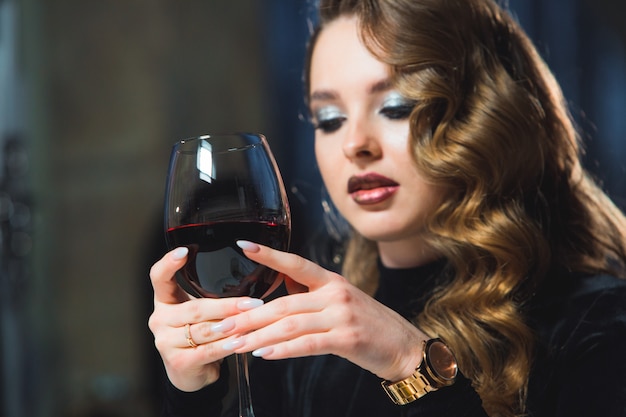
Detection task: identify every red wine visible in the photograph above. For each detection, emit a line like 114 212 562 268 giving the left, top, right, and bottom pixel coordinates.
166 221 290 299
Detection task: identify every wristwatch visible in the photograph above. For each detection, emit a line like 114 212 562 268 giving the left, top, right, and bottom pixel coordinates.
381 338 458 405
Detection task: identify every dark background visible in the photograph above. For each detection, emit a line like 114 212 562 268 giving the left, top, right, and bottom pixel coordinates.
0 0 624 416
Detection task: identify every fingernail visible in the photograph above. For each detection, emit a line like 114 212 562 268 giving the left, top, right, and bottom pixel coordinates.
252 347 273 358
210 317 235 333
172 247 189 260
237 298 264 311
236 240 260 253
222 338 244 351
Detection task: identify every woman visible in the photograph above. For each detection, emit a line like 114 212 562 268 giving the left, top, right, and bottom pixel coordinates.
149 0 626 416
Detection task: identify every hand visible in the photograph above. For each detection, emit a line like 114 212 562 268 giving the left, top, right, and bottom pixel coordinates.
148 247 265 391
217 241 430 383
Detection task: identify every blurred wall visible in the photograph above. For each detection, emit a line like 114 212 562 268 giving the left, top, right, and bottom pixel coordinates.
510 0 626 207
21 1 274 416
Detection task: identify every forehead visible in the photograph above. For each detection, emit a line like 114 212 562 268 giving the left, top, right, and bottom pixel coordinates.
309 16 390 94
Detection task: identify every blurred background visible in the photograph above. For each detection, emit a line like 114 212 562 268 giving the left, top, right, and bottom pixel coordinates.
0 0 624 416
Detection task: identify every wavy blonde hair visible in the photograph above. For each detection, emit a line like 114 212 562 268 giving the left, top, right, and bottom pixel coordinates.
310 0 626 416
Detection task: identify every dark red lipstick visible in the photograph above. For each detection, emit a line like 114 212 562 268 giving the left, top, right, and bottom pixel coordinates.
347 173 399 205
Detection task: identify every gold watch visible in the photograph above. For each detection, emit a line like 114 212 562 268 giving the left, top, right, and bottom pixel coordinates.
381 338 458 405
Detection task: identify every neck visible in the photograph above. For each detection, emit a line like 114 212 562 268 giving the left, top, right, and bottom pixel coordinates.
377 239 440 269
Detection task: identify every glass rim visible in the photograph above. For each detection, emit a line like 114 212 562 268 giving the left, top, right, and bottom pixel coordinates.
177 132 264 144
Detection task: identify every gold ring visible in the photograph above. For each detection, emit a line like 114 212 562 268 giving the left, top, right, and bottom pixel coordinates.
185 323 198 348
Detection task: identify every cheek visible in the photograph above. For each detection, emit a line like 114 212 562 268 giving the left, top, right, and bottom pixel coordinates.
315 138 344 195
413 182 447 222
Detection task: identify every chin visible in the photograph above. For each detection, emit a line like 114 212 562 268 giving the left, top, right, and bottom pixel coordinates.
354 219 428 244
356 227 412 243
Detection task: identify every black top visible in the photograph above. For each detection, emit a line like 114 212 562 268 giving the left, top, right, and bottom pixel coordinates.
161 261 626 417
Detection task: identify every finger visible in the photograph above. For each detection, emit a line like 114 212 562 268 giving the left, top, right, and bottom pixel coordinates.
283 276 308 294
150 247 191 304
151 298 263 350
226 309 333 355
160 335 233 375
214 291 329 343
251 333 335 360
152 318 219 350
185 321 219 347
237 241 339 290
159 297 266 328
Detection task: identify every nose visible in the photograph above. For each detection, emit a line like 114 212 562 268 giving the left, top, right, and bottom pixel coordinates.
342 122 382 161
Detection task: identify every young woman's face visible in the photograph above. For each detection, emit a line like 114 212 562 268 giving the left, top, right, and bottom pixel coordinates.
309 16 444 267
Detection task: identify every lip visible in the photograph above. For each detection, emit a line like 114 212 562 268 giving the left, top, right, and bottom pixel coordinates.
348 173 399 205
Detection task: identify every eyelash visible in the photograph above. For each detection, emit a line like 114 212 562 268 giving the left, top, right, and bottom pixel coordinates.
313 117 346 134
379 104 414 120
313 104 414 134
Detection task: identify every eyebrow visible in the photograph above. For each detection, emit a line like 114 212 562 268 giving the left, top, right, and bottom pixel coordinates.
309 90 337 102
369 78 393 94
309 78 393 103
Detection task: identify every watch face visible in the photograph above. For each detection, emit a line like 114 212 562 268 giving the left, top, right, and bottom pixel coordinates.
427 340 458 380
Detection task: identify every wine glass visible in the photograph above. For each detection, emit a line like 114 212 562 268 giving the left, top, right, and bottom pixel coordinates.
163 133 291 417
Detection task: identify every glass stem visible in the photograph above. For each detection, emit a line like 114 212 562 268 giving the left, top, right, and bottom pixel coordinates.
236 353 255 417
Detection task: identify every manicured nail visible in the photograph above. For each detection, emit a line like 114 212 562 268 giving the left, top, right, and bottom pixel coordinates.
252 347 273 358
172 247 188 260
222 338 245 351
237 298 264 311
210 317 235 333
236 240 260 253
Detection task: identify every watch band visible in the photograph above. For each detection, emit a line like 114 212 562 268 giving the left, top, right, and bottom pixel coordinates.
381 338 457 405
381 365 435 405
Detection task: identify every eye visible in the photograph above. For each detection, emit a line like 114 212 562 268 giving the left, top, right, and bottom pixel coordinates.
379 104 414 120
311 106 346 134
314 117 346 133
378 92 415 120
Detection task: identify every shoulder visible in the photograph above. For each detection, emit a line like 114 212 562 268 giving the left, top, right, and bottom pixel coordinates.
530 272 626 353
527 273 626 414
